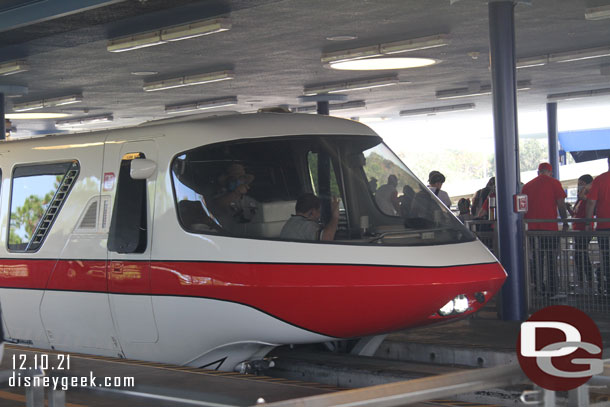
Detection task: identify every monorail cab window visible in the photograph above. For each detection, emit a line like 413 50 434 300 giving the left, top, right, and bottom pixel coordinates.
170 135 473 246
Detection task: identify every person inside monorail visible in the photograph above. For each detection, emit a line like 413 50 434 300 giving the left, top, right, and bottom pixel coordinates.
213 163 258 231
280 193 340 241
171 135 474 246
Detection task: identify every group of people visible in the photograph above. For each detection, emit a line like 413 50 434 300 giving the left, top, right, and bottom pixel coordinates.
523 159 610 297
211 163 340 241
462 157 610 297
371 170 452 219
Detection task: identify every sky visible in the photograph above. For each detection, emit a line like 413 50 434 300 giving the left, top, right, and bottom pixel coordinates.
368 98 610 155
365 97 610 197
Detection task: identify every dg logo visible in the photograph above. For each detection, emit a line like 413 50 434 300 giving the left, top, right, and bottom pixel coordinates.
517 305 604 391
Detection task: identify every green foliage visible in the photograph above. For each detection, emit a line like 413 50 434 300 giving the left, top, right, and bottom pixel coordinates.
9 174 61 245
307 152 341 197
9 192 53 244
396 150 492 187
364 152 419 191
487 139 549 174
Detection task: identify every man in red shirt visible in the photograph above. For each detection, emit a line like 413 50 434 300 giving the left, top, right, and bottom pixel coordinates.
522 162 568 298
586 155 610 295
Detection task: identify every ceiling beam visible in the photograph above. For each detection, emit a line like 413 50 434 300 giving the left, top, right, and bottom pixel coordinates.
0 0 126 33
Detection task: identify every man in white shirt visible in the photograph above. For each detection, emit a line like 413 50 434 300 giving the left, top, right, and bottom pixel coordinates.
428 171 451 208
375 174 399 215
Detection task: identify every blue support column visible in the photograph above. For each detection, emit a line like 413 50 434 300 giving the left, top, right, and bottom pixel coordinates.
317 101 329 116
0 93 5 141
547 102 559 179
489 0 526 320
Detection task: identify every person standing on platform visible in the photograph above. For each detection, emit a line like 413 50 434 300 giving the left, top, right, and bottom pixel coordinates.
586 155 610 295
573 174 594 292
457 198 474 224
375 174 399 215
522 162 569 298
471 177 495 217
428 171 451 208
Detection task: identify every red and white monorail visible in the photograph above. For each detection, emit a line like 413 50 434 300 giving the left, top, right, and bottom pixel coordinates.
0 112 505 371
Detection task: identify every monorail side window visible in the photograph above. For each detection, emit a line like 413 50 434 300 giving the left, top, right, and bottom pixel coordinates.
8 161 80 252
107 153 148 254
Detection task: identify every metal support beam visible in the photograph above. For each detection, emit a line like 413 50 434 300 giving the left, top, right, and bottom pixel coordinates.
0 0 126 33
262 363 526 407
317 101 329 116
0 93 5 141
48 389 66 407
567 384 589 407
350 335 388 357
488 0 526 320
547 102 560 179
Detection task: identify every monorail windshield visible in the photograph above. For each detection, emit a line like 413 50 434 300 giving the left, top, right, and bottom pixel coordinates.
171 135 475 246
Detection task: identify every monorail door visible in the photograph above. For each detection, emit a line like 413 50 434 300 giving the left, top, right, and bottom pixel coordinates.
105 139 159 355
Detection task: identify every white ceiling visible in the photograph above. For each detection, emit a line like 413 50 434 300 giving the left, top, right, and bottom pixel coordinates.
1 0 610 137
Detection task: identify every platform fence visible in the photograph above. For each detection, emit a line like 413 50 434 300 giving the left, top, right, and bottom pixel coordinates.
524 218 610 317
466 218 610 318
3 362 609 407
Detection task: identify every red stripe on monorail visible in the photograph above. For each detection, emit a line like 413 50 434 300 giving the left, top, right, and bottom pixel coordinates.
0 259 506 338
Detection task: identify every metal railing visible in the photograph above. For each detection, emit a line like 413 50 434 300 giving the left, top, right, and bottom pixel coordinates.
261 361 610 407
524 218 610 316
464 219 498 256
3 362 609 407
465 218 610 317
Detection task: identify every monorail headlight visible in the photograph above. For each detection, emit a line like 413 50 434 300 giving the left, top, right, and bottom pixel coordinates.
438 299 455 316
453 295 469 313
438 294 470 316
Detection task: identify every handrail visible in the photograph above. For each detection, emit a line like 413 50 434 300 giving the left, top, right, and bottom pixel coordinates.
258 363 526 407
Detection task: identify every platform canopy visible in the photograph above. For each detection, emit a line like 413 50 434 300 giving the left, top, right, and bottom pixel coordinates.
559 128 610 163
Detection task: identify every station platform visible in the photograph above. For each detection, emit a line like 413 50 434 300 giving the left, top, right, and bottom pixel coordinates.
0 346 337 407
266 316 610 405
1 316 608 406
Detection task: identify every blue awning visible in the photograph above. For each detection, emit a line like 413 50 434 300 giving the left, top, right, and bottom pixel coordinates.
559 128 610 152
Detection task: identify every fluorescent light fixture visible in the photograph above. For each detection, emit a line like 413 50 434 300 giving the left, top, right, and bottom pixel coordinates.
358 117 388 123
161 18 230 41
330 100 366 110
585 5 610 20
321 34 450 65
143 70 234 92
400 103 475 117
108 17 231 52
296 100 366 113
0 60 28 76
303 75 399 96
436 80 531 100
56 114 113 127
44 94 83 106
547 87 610 102
517 45 610 69
6 113 70 119
13 94 83 112
330 57 438 71
549 46 610 63
12 100 44 112
516 55 549 69
165 96 238 114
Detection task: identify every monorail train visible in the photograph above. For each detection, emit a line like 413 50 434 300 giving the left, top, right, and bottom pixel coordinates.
0 112 505 371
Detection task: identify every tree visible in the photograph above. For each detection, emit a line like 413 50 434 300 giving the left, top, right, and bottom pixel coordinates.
520 139 548 171
9 175 61 245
